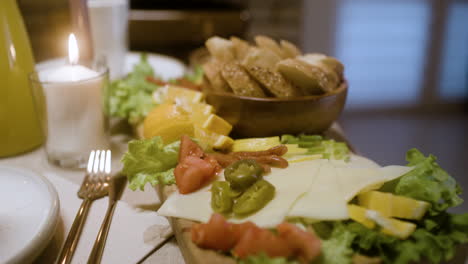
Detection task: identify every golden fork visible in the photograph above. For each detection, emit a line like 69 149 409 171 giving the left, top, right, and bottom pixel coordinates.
87 172 127 264
56 150 112 264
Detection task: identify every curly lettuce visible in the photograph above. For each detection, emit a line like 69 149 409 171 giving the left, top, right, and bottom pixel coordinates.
106 54 161 125
238 253 297 264
316 223 356 264
381 148 463 212
121 136 180 190
346 212 468 264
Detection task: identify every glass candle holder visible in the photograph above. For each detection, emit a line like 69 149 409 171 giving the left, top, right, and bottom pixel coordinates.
29 59 109 169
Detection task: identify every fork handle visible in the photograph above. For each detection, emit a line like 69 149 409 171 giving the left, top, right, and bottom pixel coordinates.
87 200 117 264
57 199 92 264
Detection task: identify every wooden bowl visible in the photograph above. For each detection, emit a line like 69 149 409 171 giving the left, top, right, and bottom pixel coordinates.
204 82 348 138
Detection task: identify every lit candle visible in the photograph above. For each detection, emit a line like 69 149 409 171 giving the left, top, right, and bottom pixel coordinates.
40 34 99 82
37 33 109 168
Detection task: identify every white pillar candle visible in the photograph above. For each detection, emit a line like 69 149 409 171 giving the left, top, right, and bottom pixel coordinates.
38 34 109 167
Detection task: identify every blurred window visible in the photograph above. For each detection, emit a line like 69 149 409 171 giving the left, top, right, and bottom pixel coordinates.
334 0 430 109
438 2 468 100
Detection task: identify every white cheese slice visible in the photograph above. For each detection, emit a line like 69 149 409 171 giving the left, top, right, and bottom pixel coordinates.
157 184 214 223
335 167 383 202
158 160 324 228
157 156 413 227
380 165 414 181
288 162 348 220
331 155 380 169
336 165 414 202
229 160 324 227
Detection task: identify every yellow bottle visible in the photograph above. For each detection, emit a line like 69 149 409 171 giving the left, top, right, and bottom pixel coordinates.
0 0 44 157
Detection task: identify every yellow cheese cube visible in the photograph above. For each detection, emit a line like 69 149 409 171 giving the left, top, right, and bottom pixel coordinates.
348 204 376 229
358 191 430 220
202 114 232 135
283 144 308 157
165 85 204 103
213 135 235 150
380 218 417 239
349 204 417 239
358 191 393 217
364 208 417 240
287 155 322 164
194 126 233 150
232 137 281 152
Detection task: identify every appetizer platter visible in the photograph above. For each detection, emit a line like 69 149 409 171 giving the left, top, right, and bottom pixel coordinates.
107 36 468 264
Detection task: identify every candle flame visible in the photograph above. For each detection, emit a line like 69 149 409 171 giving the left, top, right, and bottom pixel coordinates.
68 33 79 65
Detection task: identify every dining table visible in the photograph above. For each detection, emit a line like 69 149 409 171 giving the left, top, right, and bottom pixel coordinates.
1 119 350 264
2 122 468 264
0 126 185 263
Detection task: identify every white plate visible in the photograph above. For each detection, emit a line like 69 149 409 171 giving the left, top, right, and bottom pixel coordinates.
36 52 187 81
0 166 60 264
124 52 186 80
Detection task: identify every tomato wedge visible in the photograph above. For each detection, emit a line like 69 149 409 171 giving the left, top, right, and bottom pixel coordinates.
179 135 204 162
232 226 293 259
192 214 237 251
231 221 257 243
191 214 258 251
277 222 321 262
175 156 216 194
191 214 322 262
175 135 221 194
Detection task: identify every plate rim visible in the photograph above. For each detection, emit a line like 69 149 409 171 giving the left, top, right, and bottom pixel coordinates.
124 51 187 80
36 51 187 80
0 165 60 264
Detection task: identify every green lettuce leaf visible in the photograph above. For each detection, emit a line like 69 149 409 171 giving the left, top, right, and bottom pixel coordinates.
106 54 161 124
121 136 180 190
131 53 155 78
310 148 467 264
127 168 175 191
390 148 463 212
184 65 204 83
316 223 356 264
238 253 297 264
336 213 468 264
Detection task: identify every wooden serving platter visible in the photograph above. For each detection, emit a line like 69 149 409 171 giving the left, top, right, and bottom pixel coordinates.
157 185 236 264
150 124 468 264
155 125 352 264
154 126 468 264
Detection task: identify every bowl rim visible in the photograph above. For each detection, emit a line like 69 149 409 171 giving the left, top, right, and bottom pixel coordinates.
203 80 348 102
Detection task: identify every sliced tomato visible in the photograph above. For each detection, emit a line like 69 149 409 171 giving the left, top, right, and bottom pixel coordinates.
191 214 237 251
277 222 321 262
191 214 319 262
231 221 257 243
191 215 259 253
179 135 204 162
204 155 222 175
175 135 221 194
232 226 293 259
175 156 216 194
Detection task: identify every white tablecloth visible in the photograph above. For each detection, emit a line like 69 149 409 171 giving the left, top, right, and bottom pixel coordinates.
0 136 185 264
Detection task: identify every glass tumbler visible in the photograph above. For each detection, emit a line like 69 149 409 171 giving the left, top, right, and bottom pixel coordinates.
29 60 109 169
88 0 129 80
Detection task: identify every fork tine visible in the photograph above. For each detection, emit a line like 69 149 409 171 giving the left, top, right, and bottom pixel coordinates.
93 150 101 174
99 150 106 173
105 150 111 174
87 150 96 173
